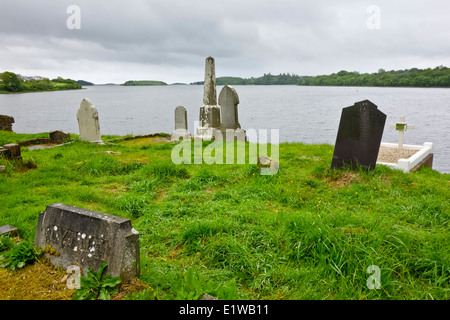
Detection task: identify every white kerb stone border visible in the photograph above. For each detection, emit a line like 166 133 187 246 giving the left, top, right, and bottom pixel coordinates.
377 142 433 173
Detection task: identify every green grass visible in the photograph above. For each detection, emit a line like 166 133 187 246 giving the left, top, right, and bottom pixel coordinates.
0 131 449 300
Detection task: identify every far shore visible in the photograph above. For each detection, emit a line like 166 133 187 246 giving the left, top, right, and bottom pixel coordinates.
0 88 86 95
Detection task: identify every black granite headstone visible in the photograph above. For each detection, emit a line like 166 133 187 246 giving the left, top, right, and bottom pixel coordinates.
331 100 386 171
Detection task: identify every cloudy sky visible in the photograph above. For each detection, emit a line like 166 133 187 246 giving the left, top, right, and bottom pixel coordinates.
1 0 449 84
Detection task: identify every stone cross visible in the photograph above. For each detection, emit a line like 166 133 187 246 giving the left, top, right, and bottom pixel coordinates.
172 106 191 141
389 116 415 150
76 98 104 144
197 56 221 140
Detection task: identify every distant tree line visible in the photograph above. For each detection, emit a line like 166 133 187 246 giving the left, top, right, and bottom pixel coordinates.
0 72 82 93
297 66 450 87
190 73 301 85
122 80 167 86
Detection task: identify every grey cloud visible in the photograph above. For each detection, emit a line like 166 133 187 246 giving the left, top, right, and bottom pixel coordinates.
0 0 449 83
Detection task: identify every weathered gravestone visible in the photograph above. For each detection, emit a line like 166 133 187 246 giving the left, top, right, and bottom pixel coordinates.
76 98 104 144
2 143 22 161
197 56 221 140
219 85 245 141
34 203 140 282
331 100 386 171
219 85 241 130
50 130 70 144
0 115 14 132
171 106 191 141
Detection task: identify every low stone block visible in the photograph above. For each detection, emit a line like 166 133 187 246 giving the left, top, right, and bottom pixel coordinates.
0 148 9 159
0 115 14 132
34 203 140 282
258 156 279 175
2 144 22 160
50 130 70 144
0 225 18 237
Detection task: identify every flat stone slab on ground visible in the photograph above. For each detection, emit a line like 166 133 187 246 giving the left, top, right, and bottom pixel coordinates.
0 225 18 237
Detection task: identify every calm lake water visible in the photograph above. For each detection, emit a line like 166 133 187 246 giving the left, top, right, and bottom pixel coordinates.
0 85 449 173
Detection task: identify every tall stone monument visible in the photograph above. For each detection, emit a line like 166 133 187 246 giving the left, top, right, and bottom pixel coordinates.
219 85 245 141
197 56 221 140
331 99 386 171
76 98 104 144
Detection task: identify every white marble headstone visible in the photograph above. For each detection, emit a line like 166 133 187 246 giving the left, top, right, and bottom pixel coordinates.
172 106 191 141
76 98 104 144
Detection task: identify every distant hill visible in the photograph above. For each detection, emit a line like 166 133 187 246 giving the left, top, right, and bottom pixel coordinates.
190 73 301 85
123 80 168 86
77 80 94 86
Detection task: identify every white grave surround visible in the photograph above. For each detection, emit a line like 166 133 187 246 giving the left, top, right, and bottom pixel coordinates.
377 142 433 173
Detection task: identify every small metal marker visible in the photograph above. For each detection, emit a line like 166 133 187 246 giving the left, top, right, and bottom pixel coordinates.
389 116 415 150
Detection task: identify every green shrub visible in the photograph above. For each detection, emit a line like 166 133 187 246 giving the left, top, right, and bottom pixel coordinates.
72 262 122 300
0 236 14 252
0 241 42 270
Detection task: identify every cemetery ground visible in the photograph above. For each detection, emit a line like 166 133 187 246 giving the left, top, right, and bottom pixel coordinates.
0 130 449 300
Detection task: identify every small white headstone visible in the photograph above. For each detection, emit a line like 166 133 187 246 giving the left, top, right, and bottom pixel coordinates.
172 106 191 141
76 98 104 144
